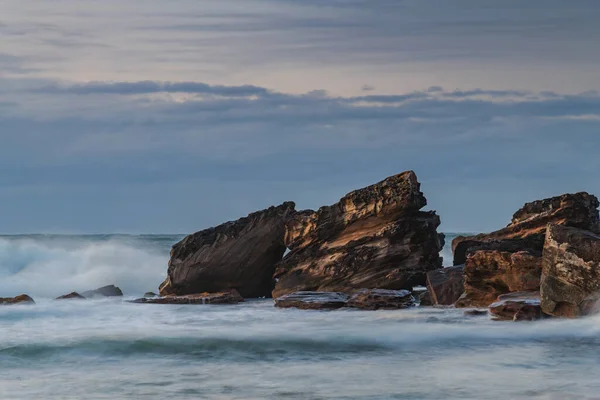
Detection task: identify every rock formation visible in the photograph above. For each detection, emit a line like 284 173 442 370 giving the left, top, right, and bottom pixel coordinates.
274 291 349 310
452 192 599 308
346 289 415 310
540 224 600 318
488 291 543 321
56 292 85 300
272 171 443 298
426 266 464 306
81 285 123 298
0 294 35 305
131 289 244 305
160 202 295 298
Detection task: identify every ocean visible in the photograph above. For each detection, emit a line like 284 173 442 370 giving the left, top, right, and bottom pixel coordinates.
1 234 600 399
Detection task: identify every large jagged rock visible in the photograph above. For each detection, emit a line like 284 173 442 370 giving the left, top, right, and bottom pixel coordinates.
455 250 542 308
161 202 296 298
81 285 123 298
131 289 244 305
272 171 443 298
452 192 599 308
426 266 464 306
452 192 600 265
0 294 35 305
489 291 543 321
540 224 600 318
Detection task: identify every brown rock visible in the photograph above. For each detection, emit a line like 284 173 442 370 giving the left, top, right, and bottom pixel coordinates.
273 171 443 298
162 202 295 298
455 250 542 308
452 192 600 265
489 291 543 321
540 224 600 318
346 289 415 310
273 291 349 310
81 285 123 298
417 290 433 306
131 289 244 305
426 266 464 305
56 292 85 300
0 294 35 305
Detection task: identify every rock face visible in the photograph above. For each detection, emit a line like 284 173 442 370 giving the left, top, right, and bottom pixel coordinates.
426 266 464 306
81 285 123 298
452 192 599 308
455 250 542 308
131 289 244 305
272 171 443 298
161 202 295 298
489 291 543 321
0 294 35 305
56 292 85 300
346 289 415 310
274 291 349 310
540 224 600 318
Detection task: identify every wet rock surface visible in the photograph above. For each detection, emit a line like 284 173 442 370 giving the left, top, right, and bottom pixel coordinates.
346 289 415 310
274 291 349 310
132 289 244 305
540 224 600 318
489 291 543 321
426 266 464 306
273 171 443 298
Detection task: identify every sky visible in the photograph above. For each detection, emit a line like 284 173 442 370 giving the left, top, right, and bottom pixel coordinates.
0 0 599 234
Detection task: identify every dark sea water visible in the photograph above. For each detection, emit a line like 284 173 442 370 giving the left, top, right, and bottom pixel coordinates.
2 234 600 400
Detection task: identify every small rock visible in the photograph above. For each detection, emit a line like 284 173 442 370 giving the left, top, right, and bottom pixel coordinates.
464 309 488 317
274 291 349 310
131 289 244 305
143 292 157 298
346 289 415 310
0 294 35 305
489 291 543 321
56 292 85 300
81 285 123 298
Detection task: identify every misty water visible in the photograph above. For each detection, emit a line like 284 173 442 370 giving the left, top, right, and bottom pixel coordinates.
1 234 599 399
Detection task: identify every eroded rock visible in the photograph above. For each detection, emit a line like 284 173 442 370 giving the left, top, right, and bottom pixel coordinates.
426 266 464 306
273 291 349 310
273 171 443 298
540 224 600 318
162 202 295 298
489 291 543 321
0 294 35 305
346 289 415 310
131 289 244 305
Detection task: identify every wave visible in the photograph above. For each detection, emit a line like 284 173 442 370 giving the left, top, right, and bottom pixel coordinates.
0 235 181 298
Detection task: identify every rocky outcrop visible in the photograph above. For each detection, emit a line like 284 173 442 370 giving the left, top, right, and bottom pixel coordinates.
274 291 349 310
272 171 443 298
0 294 35 305
131 289 244 305
426 266 464 306
455 250 542 308
489 291 543 321
81 285 123 298
452 192 599 265
346 289 415 310
161 202 295 298
540 224 600 318
56 292 85 300
452 192 599 308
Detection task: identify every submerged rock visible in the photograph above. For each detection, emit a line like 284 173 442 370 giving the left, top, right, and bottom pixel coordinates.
132 289 244 305
464 309 488 317
489 291 542 321
540 224 600 318
455 250 542 308
274 291 349 310
452 192 599 308
56 292 85 300
346 289 415 310
162 202 295 298
81 285 123 298
273 171 443 298
0 294 35 305
426 266 464 306
143 292 158 298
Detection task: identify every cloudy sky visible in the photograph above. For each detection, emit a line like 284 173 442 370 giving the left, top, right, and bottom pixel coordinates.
1 0 599 233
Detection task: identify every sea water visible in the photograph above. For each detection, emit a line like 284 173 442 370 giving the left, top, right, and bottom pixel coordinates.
1 234 600 400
